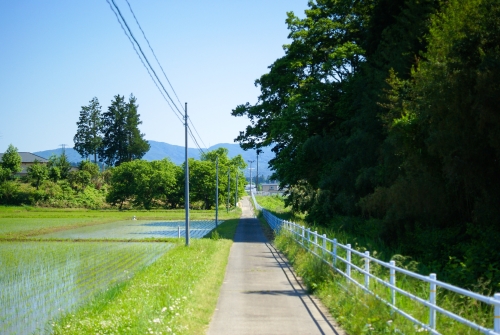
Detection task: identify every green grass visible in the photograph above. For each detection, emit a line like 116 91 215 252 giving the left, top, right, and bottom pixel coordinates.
255 195 494 335
51 218 240 335
0 203 242 334
255 195 305 223
275 231 493 335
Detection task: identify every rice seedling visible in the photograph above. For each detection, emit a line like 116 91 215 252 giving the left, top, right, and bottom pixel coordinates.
0 241 172 335
51 218 240 335
37 220 222 240
0 207 241 239
0 218 107 239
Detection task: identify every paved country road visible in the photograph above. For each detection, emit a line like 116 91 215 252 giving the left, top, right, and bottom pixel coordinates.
208 196 346 335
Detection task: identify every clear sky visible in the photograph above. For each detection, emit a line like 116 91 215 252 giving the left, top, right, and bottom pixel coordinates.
0 0 308 152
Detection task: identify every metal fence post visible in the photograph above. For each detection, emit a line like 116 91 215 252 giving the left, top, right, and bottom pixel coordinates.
429 273 437 330
302 226 305 246
364 251 370 288
306 228 311 250
346 244 351 278
494 293 500 333
322 234 326 259
314 231 318 254
390 260 396 307
333 238 337 268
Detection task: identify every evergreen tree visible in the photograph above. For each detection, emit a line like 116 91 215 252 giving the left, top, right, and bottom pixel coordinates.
99 94 150 166
73 97 103 163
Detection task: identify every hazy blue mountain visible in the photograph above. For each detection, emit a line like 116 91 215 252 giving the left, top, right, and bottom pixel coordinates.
33 148 83 163
34 140 274 178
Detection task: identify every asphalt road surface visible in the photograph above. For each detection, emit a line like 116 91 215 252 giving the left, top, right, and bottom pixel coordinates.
207 196 345 335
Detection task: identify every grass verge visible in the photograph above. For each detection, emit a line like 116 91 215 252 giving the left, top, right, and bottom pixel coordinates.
254 195 494 334
51 218 240 335
274 227 494 335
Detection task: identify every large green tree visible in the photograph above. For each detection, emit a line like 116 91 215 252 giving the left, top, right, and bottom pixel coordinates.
73 97 103 163
360 0 500 284
107 159 180 209
47 153 71 181
99 94 150 166
1 144 22 180
27 160 48 190
233 0 441 221
200 147 246 209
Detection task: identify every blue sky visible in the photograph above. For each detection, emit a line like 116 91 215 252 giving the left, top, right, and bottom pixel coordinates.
0 0 308 152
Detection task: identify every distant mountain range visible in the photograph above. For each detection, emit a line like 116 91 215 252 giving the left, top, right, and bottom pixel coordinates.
34 140 275 178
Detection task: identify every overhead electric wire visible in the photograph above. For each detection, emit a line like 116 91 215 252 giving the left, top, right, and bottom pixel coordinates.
107 0 210 154
105 0 183 125
188 117 208 149
109 0 184 120
122 0 208 152
188 125 206 156
124 0 184 109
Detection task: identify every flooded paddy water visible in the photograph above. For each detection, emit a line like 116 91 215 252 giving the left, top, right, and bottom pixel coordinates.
39 219 220 239
0 219 219 334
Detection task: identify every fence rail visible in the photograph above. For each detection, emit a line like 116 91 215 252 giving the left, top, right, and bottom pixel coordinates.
251 192 500 335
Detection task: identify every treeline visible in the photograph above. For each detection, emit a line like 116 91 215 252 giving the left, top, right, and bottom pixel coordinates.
0 145 246 210
234 0 500 287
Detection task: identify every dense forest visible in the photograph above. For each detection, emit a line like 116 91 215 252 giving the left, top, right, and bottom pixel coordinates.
234 0 500 288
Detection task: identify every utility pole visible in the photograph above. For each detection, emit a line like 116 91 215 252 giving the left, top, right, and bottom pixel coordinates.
215 156 219 227
235 172 238 208
227 168 230 213
247 160 255 194
59 144 67 155
256 149 263 192
184 102 190 246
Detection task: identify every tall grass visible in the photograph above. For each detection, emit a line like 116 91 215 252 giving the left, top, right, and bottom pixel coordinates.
253 195 496 334
51 218 240 335
270 214 495 334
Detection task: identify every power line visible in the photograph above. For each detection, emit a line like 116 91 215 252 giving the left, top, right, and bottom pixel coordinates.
188 125 206 156
105 0 183 125
106 0 210 154
108 0 184 120
124 0 184 109
188 117 208 149
122 1 209 153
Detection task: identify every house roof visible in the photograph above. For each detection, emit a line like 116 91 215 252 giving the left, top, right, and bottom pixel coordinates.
0 152 49 163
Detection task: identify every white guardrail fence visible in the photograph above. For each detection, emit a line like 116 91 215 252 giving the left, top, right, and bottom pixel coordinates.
251 192 500 335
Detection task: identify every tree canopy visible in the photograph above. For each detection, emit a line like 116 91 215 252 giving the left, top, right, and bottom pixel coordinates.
73 94 150 167
73 97 103 163
1 144 22 179
99 94 150 167
233 0 500 287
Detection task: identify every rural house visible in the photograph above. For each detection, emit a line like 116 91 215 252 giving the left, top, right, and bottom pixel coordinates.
0 152 49 176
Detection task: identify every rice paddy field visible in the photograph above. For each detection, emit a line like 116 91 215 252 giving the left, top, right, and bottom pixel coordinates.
0 242 172 334
0 206 241 334
39 220 220 239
